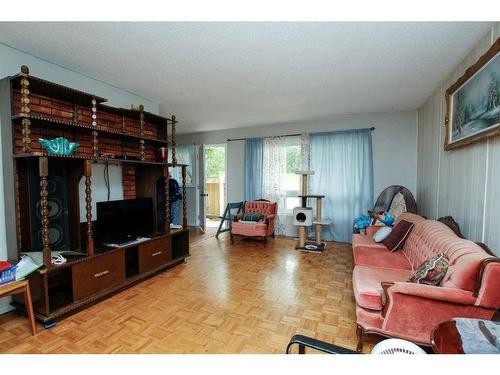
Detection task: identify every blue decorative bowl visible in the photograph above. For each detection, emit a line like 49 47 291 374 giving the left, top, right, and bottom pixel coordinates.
38 137 79 156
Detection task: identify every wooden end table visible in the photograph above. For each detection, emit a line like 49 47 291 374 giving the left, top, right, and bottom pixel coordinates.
0 280 36 335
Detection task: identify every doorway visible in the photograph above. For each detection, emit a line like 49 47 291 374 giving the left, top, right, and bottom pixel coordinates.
202 144 227 229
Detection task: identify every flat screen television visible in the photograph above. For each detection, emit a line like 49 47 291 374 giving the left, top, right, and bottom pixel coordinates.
96 197 154 244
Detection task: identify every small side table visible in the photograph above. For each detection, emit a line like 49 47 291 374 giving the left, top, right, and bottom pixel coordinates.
0 280 36 335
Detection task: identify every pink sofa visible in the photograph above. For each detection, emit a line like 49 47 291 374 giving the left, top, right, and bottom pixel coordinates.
352 212 500 350
230 201 277 243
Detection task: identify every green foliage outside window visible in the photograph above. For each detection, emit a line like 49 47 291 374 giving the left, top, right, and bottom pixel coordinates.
205 146 225 178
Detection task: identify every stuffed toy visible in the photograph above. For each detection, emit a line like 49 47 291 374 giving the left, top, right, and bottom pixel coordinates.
369 210 395 226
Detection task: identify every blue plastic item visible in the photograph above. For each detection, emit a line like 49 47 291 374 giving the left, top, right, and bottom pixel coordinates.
353 214 371 229
0 265 17 285
43 321 57 329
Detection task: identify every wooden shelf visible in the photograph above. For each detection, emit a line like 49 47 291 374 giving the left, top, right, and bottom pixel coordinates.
13 152 188 167
11 73 107 107
12 113 169 145
98 104 173 127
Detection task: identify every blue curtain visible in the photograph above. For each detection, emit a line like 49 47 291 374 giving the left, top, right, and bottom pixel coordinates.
310 129 373 242
244 138 263 201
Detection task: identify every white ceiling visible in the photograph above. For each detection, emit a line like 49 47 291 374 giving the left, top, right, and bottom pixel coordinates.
0 22 493 134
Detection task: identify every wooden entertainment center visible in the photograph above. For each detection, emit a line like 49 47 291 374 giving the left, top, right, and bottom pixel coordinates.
0 66 190 323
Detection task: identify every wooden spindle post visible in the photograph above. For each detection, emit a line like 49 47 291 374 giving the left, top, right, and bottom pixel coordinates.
139 105 145 161
84 160 94 256
39 157 51 268
163 166 170 233
171 115 177 165
20 65 32 153
182 165 187 229
91 98 98 158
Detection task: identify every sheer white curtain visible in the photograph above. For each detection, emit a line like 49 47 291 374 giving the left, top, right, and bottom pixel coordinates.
262 136 308 236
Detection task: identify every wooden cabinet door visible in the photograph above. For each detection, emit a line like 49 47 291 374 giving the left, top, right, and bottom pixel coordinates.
72 251 125 301
138 237 172 274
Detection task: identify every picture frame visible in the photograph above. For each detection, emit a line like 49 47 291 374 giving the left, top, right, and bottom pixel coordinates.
444 37 500 151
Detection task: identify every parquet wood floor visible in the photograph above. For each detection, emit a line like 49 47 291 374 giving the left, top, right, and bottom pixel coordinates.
0 231 377 353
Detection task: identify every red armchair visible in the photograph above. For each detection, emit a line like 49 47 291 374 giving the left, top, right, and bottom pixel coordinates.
230 200 277 243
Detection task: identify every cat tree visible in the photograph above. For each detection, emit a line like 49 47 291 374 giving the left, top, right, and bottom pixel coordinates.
293 171 331 252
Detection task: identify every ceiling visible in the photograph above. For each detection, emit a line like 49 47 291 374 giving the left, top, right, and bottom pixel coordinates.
0 22 493 134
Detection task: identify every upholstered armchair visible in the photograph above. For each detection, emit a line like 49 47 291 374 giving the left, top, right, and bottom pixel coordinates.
230 200 277 243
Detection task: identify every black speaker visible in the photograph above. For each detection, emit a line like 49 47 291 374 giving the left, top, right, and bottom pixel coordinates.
28 160 70 251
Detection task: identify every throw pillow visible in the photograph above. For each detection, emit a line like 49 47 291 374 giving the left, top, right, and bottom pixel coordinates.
372 226 392 243
388 192 407 219
241 212 265 222
381 220 414 251
409 253 449 285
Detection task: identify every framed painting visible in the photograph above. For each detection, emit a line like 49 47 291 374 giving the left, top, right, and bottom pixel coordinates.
444 37 500 151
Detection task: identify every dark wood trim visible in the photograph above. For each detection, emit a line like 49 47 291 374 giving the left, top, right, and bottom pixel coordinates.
181 165 187 229
444 37 500 151
380 281 395 318
474 257 500 297
39 156 51 268
84 160 94 256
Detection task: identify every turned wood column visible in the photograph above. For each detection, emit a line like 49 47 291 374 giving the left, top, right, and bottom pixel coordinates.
171 115 177 165
163 166 170 233
139 105 145 161
91 98 98 158
20 65 32 153
181 165 187 229
39 157 51 268
84 160 94 255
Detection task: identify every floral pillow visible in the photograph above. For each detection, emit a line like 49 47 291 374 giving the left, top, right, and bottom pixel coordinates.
408 253 449 286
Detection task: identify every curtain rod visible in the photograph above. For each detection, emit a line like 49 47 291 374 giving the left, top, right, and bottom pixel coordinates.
226 127 375 142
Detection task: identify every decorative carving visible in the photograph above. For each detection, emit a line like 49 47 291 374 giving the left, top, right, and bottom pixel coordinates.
437 216 464 238
84 161 94 255
182 165 187 229
164 167 170 233
91 98 97 127
171 115 177 165
39 157 51 267
140 139 145 161
139 105 145 160
20 69 32 153
92 130 99 158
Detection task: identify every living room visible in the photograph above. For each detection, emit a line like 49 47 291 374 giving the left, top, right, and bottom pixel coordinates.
0 1 499 372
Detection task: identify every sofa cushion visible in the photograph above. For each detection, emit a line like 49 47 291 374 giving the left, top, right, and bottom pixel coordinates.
409 253 449 285
353 242 412 270
353 266 412 311
382 220 414 251
373 226 392 242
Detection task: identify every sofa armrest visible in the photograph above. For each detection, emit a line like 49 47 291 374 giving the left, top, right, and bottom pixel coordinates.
380 282 488 345
385 282 477 306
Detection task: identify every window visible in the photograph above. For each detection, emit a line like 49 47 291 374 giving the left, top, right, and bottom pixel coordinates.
262 136 302 214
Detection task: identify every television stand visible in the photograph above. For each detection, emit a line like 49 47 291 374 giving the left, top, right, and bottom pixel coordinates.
103 235 151 248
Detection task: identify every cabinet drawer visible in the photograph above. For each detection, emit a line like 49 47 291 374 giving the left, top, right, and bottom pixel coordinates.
72 251 125 301
139 237 172 273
